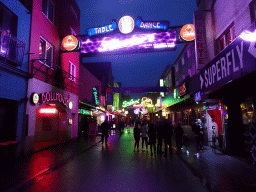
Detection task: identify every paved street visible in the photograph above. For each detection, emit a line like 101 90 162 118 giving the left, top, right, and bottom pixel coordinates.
13 130 208 192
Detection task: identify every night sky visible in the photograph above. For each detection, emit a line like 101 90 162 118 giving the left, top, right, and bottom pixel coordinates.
76 0 197 93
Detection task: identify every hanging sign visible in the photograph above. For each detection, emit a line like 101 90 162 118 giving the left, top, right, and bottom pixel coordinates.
136 17 169 31
87 21 118 37
62 35 79 51
180 24 195 41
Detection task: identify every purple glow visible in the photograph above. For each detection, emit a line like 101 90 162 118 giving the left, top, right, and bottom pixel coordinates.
80 31 176 54
240 30 256 42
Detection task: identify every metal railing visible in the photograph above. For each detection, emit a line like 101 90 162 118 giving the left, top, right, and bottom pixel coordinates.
30 59 78 95
0 30 25 66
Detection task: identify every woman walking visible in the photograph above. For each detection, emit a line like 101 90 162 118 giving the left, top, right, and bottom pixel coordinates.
140 121 149 151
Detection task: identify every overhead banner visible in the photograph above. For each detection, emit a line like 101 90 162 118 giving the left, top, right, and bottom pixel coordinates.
190 22 256 94
87 21 118 37
80 31 176 56
136 17 169 31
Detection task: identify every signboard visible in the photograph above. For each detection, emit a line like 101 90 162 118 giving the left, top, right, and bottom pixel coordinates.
180 24 195 41
92 87 99 105
80 31 176 56
190 22 256 94
30 92 70 108
62 35 79 51
87 21 117 37
194 91 201 102
136 17 169 31
179 83 187 97
194 10 208 70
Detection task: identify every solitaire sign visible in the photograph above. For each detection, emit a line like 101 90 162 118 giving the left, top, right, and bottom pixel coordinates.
180 24 195 41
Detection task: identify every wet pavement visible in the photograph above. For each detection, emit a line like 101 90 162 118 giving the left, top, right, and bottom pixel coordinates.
11 130 207 192
1 127 256 192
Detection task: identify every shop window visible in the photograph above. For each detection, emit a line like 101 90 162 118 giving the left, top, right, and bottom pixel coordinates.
69 61 76 81
39 37 53 67
240 102 254 125
42 0 54 23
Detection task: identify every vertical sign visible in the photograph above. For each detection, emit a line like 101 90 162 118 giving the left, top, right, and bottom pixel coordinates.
194 10 208 70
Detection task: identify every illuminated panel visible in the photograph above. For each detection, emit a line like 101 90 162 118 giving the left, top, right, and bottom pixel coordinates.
80 31 176 55
40 108 57 114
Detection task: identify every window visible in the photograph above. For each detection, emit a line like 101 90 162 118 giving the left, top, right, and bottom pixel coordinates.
181 57 185 65
175 64 179 73
217 25 235 52
250 0 256 23
39 37 53 67
69 61 76 81
42 0 54 23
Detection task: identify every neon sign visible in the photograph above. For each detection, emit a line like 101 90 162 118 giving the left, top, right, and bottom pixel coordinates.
87 22 117 37
180 24 195 41
93 87 99 105
80 31 176 55
122 99 140 108
136 17 169 31
62 35 79 51
41 92 69 108
118 15 135 34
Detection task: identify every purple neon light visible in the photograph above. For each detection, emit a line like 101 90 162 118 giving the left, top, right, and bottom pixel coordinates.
80 31 176 53
240 30 256 42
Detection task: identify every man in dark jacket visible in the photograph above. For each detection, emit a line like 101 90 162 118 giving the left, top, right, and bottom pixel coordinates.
163 119 174 157
101 120 111 146
175 123 184 153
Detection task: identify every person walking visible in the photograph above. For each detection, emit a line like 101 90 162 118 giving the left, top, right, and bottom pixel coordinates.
175 122 184 153
163 119 174 157
140 121 149 151
192 119 203 150
155 118 164 154
101 119 111 146
126 118 131 133
134 121 141 151
148 121 156 156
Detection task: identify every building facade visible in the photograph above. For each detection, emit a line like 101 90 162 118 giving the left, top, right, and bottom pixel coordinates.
25 0 80 152
0 0 31 157
188 0 256 160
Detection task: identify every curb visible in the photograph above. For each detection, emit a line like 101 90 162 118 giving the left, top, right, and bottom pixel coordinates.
6 137 102 192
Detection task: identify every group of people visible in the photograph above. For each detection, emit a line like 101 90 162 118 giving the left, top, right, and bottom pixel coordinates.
133 118 184 157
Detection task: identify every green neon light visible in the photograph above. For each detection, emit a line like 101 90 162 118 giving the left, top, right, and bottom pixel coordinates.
122 99 140 107
79 109 91 115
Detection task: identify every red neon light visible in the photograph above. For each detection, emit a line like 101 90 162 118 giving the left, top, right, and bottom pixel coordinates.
39 108 57 114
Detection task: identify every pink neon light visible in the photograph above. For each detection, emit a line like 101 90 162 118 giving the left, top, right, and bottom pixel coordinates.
81 31 176 53
39 108 57 114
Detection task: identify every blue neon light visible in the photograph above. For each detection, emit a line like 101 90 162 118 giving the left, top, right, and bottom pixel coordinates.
136 17 169 31
87 22 117 37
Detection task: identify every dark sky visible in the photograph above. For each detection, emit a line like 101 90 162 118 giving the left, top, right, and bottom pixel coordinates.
76 0 197 89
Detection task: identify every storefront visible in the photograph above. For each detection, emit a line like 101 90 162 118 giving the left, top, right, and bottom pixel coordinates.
189 22 256 159
25 78 78 152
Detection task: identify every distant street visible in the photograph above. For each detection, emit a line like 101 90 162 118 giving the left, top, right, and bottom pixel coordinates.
16 128 208 192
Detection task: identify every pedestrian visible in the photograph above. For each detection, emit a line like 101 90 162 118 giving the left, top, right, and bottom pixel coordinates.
101 119 111 146
126 118 131 133
134 121 141 151
175 122 184 153
148 121 156 156
140 121 149 151
163 119 174 157
192 119 203 150
155 118 164 154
